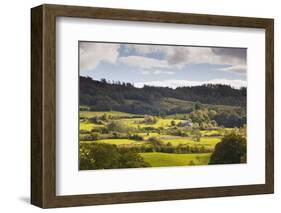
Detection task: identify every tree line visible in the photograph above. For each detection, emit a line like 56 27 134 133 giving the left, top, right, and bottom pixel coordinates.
80 76 246 112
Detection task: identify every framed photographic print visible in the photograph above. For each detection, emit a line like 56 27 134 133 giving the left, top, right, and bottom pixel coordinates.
31 4 274 208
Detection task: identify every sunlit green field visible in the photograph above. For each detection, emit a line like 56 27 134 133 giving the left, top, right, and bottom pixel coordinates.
80 137 220 149
79 111 243 168
140 153 212 167
91 139 140 145
80 122 97 131
162 137 221 148
80 111 137 118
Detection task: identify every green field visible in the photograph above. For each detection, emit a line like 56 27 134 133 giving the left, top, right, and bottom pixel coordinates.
80 111 138 119
94 139 140 145
162 137 221 148
80 136 220 148
79 110 246 169
140 153 212 167
80 122 98 131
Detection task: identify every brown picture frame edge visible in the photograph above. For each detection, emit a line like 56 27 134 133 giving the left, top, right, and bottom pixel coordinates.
31 4 274 208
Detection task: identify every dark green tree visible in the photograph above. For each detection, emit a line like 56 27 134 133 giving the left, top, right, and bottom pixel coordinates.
209 133 246 165
118 148 150 168
80 143 120 170
80 143 151 170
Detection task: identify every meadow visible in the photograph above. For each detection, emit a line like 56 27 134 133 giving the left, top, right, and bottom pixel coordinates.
79 110 244 169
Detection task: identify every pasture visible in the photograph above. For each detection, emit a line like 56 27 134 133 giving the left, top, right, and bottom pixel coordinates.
79 110 235 168
140 153 212 167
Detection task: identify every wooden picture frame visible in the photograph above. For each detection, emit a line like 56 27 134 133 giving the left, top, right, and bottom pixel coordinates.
31 4 274 208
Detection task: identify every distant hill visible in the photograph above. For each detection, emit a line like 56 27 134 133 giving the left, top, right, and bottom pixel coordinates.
79 76 246 115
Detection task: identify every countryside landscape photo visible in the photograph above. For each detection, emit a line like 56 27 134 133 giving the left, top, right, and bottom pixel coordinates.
79 41 247 170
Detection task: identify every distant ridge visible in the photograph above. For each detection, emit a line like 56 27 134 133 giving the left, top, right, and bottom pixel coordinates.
80 76 246 115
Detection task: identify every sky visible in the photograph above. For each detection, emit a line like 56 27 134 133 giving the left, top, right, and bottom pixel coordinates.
79 42 247 89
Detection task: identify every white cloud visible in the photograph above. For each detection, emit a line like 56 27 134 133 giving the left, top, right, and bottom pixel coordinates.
119 55 183 70
141 69 174 75
153 70 174 75
80 42 247 75
80 43 120 70
134 79 247 89
124 44 168 55
119 54 187 70
219 65 247 73
121 45 247 74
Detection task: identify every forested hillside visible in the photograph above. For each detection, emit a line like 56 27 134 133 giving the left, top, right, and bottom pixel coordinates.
80 76 246 115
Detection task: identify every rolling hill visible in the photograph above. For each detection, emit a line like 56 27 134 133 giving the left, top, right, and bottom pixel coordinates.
79 76 246 116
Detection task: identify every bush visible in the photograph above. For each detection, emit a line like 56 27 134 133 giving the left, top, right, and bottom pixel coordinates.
191 129 201 142
79 143 151 170
148 137 163 146
129 134 144 141
142 126 158 132
143 115 158 124
209 133 246 165
80 129 90 134
80 143 120 169
118 148 151 168
106 120 133 133
91 128 102 133
188 160 195 166
79 134 93 141
90 133 100 140
174 144 192 154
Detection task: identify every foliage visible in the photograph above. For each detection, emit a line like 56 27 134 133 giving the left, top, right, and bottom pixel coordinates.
106 120 134 133
78 75 248 169
209 133 246 165
80 143 120 170
191 129 202 142
80 143 150 170
148 137 163 146
214 112 246 128
80 76 246 116
118 148 151 168
129 134 144 141
143 115 158 124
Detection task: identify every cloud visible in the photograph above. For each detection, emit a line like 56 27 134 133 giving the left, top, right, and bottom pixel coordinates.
80 42 120 70
212 48 247 61
80 42 247 76
141 69 174 75
123 44 167 55
219 65 247 73
119 55 181 69
166 47 190 65
120 44 247 74
134 79 247 89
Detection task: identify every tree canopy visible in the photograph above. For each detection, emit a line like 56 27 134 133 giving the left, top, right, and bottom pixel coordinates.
209 133 246 165
80 76 246 128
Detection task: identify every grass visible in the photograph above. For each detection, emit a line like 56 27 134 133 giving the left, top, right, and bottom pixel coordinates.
112 118 184 129
79 110 238 169
137 132 160 140
162 137 221 148
140 152 212 167
80 111 138 118
200 128 233 136
80 136 220 150
200 130 220 136
95 139 139 145
138 119 183 128
80 122 96 131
